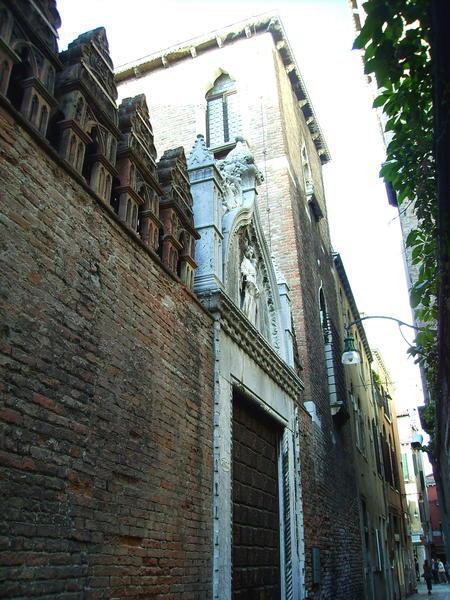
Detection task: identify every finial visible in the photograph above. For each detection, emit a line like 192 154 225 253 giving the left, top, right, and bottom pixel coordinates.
187 134 214 169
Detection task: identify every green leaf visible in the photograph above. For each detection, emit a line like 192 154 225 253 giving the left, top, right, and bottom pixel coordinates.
406 229 419 246
373 94 388 108
353 28 371 50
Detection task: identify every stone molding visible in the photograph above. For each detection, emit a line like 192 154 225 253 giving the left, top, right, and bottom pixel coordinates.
188 134 296 367
199 289 303 399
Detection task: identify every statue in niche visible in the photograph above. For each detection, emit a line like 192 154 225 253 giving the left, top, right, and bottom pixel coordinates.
240 244 260 326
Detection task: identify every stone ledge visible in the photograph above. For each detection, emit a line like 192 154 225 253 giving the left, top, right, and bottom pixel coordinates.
198 288 304 399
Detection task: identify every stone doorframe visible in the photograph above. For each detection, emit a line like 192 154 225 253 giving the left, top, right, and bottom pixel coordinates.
209 296 306 600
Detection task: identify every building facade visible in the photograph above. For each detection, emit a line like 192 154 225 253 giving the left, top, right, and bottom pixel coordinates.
0 2 418 598
397 409 432 568
116 14 413 599
334 255 415 599
426 474 447 561
187 135 306 599
372 352 416 599
0 2 305 598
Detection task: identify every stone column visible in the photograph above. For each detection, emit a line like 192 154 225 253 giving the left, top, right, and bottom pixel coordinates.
187 134 224 294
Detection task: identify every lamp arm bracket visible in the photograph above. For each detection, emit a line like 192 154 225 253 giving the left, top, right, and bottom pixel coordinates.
344 315 431 335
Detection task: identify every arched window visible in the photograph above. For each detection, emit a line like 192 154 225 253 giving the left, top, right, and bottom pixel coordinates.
105 175 112 202
206 73 241 149
29 95 39 125
68 135 77 165
301 143 312 192
129 163 135 188
7 46 33 111
75 142 84 172
177 231 187 278
38 105 48 134
45 66 54 93
98 169 105 199
75 97 84 124
82 126 100 182
0 60 9 91
109 176 121 214
126 199 131 224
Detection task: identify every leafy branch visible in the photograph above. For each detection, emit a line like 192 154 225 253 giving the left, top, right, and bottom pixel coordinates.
354 0 437 430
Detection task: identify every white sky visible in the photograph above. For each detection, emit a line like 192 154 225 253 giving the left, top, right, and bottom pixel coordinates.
56 0 425 414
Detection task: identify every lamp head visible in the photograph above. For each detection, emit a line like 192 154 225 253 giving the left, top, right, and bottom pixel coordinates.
411 432 424 451
341 335 361 365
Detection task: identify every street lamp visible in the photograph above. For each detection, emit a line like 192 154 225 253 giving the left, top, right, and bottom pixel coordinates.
341 315 422 365
411 432 425 450
411 432 431 455
342 335 361 365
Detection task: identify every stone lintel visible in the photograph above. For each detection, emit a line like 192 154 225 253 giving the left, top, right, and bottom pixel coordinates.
198 289 304 398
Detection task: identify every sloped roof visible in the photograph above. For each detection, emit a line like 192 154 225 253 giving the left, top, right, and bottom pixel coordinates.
115 13 331 164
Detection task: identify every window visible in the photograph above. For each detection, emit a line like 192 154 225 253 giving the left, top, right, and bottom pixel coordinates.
412 452 418 477
372 420 382 475
351 389 361 448
301 143 313 193
384 390 392 420
206 73 241 149
401 452 410 482
358 399 366 454
361 498 370 554
318 288 346 416
374 527 384 572
390 435 400 489
419 469 426 491
381 428 393 485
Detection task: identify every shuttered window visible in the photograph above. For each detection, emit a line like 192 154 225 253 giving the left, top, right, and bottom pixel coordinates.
281 433 294 600
206 97 224 148
206 73 241 148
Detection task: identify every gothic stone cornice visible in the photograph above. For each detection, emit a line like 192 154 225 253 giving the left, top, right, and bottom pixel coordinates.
198 289 303 399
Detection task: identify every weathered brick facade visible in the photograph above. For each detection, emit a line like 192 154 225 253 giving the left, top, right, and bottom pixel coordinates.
268 50 364 598
0 2 213 597
118 19 365 598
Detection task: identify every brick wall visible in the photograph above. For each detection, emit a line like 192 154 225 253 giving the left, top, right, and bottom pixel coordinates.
270 48 364 599
0 104 214 599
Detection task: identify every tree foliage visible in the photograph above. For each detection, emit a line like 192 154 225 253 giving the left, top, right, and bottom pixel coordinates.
353 1 437 412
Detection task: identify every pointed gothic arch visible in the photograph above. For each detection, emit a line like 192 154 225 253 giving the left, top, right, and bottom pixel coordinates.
205 71 241 151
